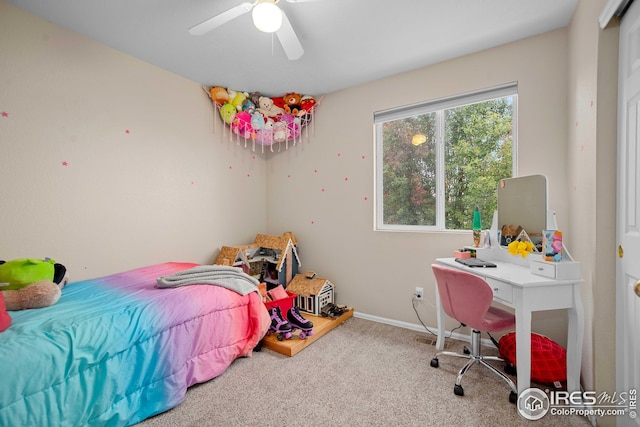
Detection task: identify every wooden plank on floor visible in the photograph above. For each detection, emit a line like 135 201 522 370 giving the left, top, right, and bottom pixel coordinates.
262 308 354 357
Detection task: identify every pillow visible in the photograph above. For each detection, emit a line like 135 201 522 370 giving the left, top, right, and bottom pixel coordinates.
498 332 567 385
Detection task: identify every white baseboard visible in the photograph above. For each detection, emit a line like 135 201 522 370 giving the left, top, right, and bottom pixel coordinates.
353 310 497 348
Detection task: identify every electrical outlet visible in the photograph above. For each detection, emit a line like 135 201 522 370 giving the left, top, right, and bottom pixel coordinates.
415 287 424 301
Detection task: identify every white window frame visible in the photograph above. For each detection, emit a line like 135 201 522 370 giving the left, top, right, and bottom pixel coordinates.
374 83 518 232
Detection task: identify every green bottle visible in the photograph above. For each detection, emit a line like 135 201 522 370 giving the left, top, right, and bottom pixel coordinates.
473 206 482 248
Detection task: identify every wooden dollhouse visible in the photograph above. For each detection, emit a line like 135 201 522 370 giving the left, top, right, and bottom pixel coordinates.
286 274 335 316
213 232 301 290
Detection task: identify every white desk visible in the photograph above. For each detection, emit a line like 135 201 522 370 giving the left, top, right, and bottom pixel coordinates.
434 256 584 396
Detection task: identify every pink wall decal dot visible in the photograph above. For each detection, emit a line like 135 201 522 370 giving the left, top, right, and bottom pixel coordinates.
337 153 341 157
247 173 251 178
314 169 318 173
229 166 232 170
311 220 315 224
361 155 365 159
125 129 130 134
288 174 291 179
321 188 325 192
344 177 349 181
61 161 68 166
1 112 8 118
364 196 368 201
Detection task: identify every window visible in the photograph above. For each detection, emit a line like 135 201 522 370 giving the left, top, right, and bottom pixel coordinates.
374 84 517 232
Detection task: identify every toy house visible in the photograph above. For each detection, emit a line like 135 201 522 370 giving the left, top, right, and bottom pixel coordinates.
214 245 253 274
213 232 301 290
286 274 335 316
252 232 301 289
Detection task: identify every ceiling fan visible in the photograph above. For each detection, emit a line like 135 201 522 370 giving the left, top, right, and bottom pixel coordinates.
189 0 315 61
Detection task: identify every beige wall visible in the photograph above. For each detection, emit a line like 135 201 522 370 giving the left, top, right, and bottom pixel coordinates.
266 29 574 342
0 2 268 280
567 0 618 424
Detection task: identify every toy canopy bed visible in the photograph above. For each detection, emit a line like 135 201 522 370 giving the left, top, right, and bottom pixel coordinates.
0 262 270 426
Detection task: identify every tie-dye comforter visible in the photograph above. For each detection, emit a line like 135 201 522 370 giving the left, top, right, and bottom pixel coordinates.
0 262 270 427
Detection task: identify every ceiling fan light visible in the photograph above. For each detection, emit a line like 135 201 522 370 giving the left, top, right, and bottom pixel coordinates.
252 3 283 33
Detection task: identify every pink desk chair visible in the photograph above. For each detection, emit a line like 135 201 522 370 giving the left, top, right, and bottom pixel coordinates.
430 264 518 403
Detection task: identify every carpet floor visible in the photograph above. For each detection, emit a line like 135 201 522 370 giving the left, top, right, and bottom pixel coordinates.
136 317 593 427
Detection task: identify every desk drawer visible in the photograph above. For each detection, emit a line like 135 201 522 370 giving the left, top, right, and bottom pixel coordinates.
530 260 556 278
530 260 581 280
485 278 513 304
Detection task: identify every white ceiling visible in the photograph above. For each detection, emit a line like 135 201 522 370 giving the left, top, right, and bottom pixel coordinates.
6 0 579 96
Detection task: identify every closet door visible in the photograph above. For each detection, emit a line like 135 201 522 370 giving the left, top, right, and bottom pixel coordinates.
617 0 640 425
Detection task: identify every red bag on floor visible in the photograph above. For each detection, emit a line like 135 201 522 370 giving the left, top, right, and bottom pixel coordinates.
498 332 566 385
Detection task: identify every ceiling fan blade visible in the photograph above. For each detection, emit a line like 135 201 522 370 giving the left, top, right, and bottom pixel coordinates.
189 2 254 36
276 10 304 60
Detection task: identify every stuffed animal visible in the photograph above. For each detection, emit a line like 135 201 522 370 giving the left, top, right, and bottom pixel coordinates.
219 102 237 124
230 90 248 111
0 258 68 311
209 86 230 106
284 92 302 115
231 112 253 138
251 111 265 130
273 121 288 143
241 98 256 114
257 96 284 118
271 96 286 111
249 91 263 107
299 95 316 114
2 281 62 311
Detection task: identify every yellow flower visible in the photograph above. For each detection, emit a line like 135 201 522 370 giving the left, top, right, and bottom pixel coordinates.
508 240 534 258
508 241 519 255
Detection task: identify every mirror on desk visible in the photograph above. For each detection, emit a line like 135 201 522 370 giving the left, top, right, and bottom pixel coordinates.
497 174 547 250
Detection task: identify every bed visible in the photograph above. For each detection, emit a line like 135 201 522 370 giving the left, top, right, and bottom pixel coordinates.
0 262 271 427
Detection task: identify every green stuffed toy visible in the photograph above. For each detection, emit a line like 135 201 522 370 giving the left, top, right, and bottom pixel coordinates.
0 258 57 290
0 258 68 311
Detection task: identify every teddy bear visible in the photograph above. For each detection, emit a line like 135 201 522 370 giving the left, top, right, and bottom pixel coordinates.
283 92 302 115
0 258 68 311
257 96 284 118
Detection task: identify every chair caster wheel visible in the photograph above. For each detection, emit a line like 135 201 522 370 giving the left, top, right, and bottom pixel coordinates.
504 363 517 376
463 346 471 355
430 358 439 368
509 391 517 404
454 384 464 396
